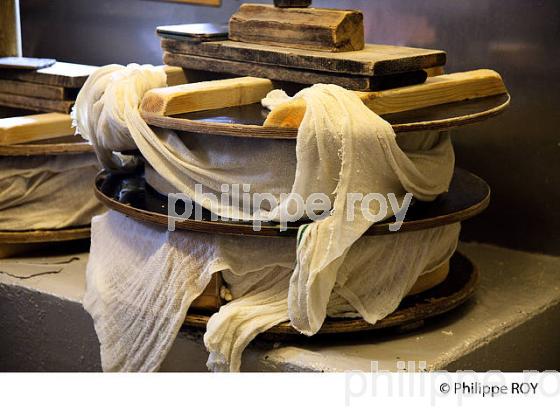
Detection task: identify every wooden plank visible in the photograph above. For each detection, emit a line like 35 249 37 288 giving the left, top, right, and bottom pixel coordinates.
0 136 93 156
141 69 506 129
229 3 364 52
0 112 73 145
264 69 507 127
0 78 76 100
141 76 274 116
162 65 188 86
0 92 74 113
160 38 446 76
0 62 97 88
164 51 376 91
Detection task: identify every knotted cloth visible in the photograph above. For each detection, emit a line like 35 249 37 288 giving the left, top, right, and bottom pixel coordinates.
74 64 458 371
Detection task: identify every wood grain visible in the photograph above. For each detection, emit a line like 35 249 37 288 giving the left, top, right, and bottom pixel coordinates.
184 252 478 337
229 3 364 52
142 76 273 116
264 69 507 127
162 65 188 86
0 92 74 113
0 62 97 88
163 51 377 91
160 37 447 76
0 78 76 100
0 112 73 145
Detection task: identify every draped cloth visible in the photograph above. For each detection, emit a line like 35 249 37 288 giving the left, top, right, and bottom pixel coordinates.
74 64 458 372
0 154 104 231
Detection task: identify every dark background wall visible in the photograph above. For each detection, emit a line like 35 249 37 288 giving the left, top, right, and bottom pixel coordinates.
19 0 560 255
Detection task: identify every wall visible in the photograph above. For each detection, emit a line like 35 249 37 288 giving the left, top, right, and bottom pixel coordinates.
19 0 560 254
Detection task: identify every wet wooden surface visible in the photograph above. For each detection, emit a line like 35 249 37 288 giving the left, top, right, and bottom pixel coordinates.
95 168 490 237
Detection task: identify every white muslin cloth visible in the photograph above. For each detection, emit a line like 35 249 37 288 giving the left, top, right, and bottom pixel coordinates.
0 154 105 230
74 64 458 371
87 211 459 372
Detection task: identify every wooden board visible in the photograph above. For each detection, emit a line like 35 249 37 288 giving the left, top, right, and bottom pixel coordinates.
142 77 274 116
183 251 478 338
0 135 93 156
160 37 447 76
0 92 74 113
0 62 97 88
265 69 507 127
0 79 77 100
164 50 428 91
0 226 91 244
229 4 364 52
0 112 74 145
143 93 510 139
164 51 376 91
94 168 490 237
140 70 508 136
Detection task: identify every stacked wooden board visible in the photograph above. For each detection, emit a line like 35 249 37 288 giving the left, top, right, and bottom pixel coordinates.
158 4 447 92
0 65 188 147
0 62 97 113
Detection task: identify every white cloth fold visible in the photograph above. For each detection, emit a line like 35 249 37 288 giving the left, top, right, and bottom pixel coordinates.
75 64 458 372
87 211 459 372
0 154 105 230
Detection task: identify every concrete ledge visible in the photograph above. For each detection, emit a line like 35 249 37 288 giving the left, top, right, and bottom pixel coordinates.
1 243 559 371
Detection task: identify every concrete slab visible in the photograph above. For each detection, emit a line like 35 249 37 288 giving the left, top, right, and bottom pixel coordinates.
1 242 559 371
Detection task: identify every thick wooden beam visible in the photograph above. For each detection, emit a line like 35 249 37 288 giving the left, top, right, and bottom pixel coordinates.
229 3 364 52
264 69 507 128
0 112 74 145
141 76 273 116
